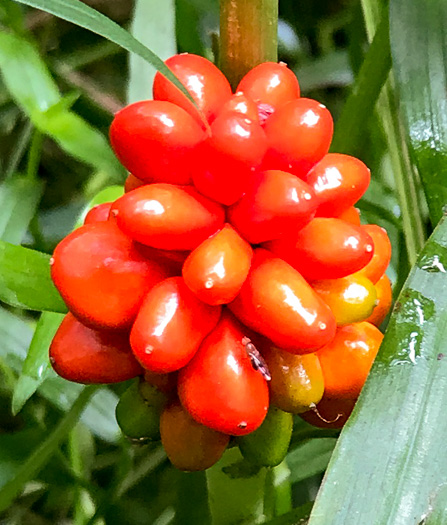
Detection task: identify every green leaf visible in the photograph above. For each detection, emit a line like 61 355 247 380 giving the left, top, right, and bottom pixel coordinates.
11 311 64 415
307 216 447 525
263 502 313 525
331 8 391 155
0 176 44 245
0 307 120 442
0 385 97 512
15 0 195 105
0 31 123 179
0 240 67 312
390 0 447 226
287 438 336 485
128 0 176 104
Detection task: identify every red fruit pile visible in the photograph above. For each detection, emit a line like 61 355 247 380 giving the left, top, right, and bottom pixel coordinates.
49 54 393 470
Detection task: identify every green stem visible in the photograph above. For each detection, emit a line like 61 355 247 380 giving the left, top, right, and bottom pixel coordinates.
26 129 43 180
219 0 278 89
360 0 426 265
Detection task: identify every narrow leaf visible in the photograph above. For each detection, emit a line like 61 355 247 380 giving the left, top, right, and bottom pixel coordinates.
12 311 64 415
0 386 97 512
308 216 447 525
0 176 44 244
287 438 336 485
0 240 67 312
15 0 194 105
331 9 391 154
390 0 447 226
128 0 176 104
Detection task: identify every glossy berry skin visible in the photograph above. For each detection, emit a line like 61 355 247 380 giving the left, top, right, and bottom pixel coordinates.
182 224 253 305
193 112 268 205
110 101 205 185
229 249 336 353
83 202 112 225
153 53 232 124
262 346 324 413
262 98 333 178
50 313 142 384
51 222 169 329
113 184 225 251
160 401 229 471
312 275 377 326
178 312 269 436
265 218 374 281
354 224 392 284
124 173 146 193
336 206 361 225
307 153 371 217
218 92 260 121
130 277 221 373
236 62 300 119
228 169 318 244
299 396 356 429
365 274 392 326
317 322 383 399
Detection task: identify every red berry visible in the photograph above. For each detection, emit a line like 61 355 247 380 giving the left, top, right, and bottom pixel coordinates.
262 98 333 178
83 202 112 225
228 169 318 244
182 224 253 305
265 218 374 281
110 100 205 185
50 313 143 384
193 112 268 205
153 53 232 124
124 173 146 193
354 225 392 284
178 311 269 436
51 222 169 329
306 153 371 217
336 206 361 225
130 277 221 373
236 62 300 121
113 184 225 251
218 92 260 121
299 396 356 429
229 249 336 353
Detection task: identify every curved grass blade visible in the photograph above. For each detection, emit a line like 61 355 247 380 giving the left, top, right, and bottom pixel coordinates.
308 216 447 525
0 240 67 313
15 0 194 106
390 0 447 226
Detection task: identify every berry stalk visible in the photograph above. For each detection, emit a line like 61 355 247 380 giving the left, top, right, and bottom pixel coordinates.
219 0 278 89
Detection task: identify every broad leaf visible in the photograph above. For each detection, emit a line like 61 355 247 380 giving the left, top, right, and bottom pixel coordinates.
0 240 67 312
11 311 64 415
308 216 447 525
128 0 176 104
390 0 447 226
15 0 194 105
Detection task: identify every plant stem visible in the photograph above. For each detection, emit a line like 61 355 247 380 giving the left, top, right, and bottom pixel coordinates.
219 0 278 89
360 0 426 265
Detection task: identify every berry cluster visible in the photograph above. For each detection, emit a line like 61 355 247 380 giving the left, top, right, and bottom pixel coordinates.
49 54 392 471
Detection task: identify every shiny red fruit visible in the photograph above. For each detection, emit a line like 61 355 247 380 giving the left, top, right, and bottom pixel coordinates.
113 184 225 250
228 169 318 244
131 277 221 373
50 313 142 384
193 112 268 205
218 92 260 121
178 312 269 436
354 224 392 284
236 62 300 121
229 249 336 353
51 222 169 329
153 53 232 124
265 218 374 281
110 100 205 185
307 153 371 217
83 202 112 225
124 173 146 193
182 224 253 305
262 98 333 178
299 396 356 429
